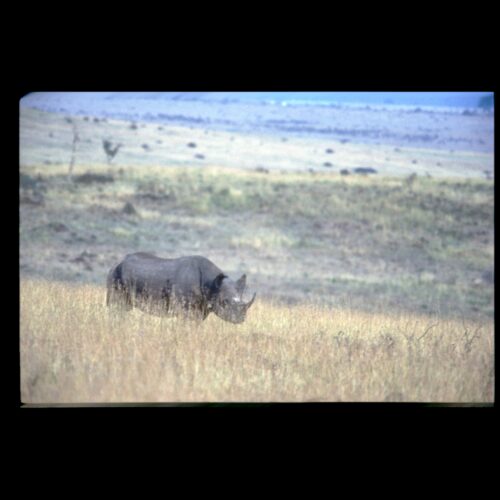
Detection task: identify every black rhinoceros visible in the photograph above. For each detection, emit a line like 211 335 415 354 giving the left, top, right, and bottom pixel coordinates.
106 253 256 323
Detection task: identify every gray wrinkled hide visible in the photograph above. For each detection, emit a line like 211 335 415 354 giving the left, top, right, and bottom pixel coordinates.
106 253 255 323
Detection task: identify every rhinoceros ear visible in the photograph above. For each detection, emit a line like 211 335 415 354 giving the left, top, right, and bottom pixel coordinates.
236 274 247 296
212 273 227 291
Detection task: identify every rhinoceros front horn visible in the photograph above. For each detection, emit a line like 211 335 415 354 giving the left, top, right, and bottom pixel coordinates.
244 293 256 310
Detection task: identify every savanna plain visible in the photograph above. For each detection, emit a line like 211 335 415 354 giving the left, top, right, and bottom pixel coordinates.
19 104 494 403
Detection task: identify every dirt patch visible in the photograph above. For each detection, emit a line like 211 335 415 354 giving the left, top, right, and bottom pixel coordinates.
74 173 114 184
47 222 69 232
70 251 97 271
20 191 45 206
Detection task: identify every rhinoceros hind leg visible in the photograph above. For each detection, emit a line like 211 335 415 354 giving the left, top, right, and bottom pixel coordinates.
106 263 133 311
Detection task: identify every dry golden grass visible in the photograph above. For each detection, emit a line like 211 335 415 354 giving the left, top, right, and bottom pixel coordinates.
20 279 494 404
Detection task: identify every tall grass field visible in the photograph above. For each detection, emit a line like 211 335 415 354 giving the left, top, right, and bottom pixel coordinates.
20 279 494 403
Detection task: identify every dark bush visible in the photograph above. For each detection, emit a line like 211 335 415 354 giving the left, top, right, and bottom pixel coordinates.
353 167 377 174
74 172 114 184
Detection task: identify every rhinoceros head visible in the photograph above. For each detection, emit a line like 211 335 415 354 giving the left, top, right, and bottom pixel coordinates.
209 273 256 324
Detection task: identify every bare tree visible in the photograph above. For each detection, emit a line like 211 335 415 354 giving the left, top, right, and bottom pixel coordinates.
68 122 80 179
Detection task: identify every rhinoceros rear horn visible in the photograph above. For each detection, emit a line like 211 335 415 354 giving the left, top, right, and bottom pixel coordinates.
236 274 247 297
244 292 256 310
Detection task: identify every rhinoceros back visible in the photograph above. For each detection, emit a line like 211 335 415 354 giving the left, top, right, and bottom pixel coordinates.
120 253 223 299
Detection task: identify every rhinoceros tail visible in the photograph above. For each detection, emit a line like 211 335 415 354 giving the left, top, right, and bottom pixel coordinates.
106 262 131 310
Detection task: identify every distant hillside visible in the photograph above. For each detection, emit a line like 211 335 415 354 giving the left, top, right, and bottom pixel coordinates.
205 92 494 109
21 91 494 111
105 92 212 101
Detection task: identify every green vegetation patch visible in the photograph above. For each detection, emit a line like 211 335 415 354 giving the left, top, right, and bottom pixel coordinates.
20 164 494 320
